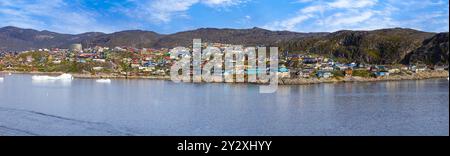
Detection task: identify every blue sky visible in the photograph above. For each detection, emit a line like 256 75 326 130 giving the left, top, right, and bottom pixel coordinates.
0 0 448 34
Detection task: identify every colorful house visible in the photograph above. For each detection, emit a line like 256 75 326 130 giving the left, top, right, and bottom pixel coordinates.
375 71 389 77
316 71 333 78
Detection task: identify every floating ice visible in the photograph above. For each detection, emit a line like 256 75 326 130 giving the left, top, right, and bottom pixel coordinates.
96 79 111 83
32 73 73 81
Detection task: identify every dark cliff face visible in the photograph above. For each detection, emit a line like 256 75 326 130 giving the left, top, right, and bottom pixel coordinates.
403 33 449 65
278 28 435 64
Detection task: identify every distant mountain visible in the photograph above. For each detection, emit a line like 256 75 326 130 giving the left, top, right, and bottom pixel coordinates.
80 27 328 48
81 30 162 48
0 26 326 51
150 27 328 48
0 26 104 51
278 28 439 64
1 26 448 65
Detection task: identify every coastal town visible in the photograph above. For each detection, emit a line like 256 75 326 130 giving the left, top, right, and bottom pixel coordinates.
0 42 448 84
0 0 449 139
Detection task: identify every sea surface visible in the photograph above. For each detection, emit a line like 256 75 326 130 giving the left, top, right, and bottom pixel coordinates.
0 74 448 136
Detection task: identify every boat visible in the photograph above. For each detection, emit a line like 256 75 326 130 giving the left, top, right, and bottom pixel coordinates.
0 77 4 82
96 79 111 83
32 73 73 81
8 73 12 76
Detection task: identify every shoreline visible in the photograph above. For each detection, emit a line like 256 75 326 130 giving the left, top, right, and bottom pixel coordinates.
1 70 448 85
280 71 449 85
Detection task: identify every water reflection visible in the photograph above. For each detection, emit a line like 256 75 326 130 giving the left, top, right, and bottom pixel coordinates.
0 74 448 136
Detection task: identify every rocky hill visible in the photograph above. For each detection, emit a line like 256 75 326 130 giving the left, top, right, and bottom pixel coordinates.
151 27 327 48
0 26 325 51
0 26 104 51
1 26 448 65
277 28 437 64
403 33 449 65
81 30 162 48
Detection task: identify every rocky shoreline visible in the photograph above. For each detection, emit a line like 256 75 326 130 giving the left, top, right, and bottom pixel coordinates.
1 70 448 85
280 71 449 85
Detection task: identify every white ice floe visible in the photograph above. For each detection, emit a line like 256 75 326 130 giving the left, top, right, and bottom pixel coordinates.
96 79 111 83
32 73 73 81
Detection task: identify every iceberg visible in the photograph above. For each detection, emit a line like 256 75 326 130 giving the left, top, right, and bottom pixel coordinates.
96 79 111 83
57 74 73 80
32 73 73 81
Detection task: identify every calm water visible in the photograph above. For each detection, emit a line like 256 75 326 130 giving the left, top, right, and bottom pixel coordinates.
0 74 448 136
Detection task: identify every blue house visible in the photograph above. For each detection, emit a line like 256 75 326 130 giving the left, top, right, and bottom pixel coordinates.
278 67 289 72
77 58 86 63
316 71 333 78
376 65 387 71
246 69 267 75
375 71 389 77
144 61 157 67
348 62 358 69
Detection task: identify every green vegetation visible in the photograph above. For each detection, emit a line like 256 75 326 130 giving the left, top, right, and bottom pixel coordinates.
332 70 345 77
352 70 375 78
366 49 381 60
333 57 349 64
2 51 114 74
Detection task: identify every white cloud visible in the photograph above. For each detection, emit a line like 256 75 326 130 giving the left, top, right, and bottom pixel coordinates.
386 0 447 8
263 14 313 31
326 11 374 26
297 0 314 3
282 14 313 30
147 0 199 23
236 15 252 25
399 11 449 32
328 0 377 9
202 0 247 7
263 0 408 32
301 5 325 14
0 0 116 34
0 0 250 32
1 0 447 33
129 0 248 23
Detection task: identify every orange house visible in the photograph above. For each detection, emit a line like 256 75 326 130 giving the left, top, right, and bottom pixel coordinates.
345 69 353 76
